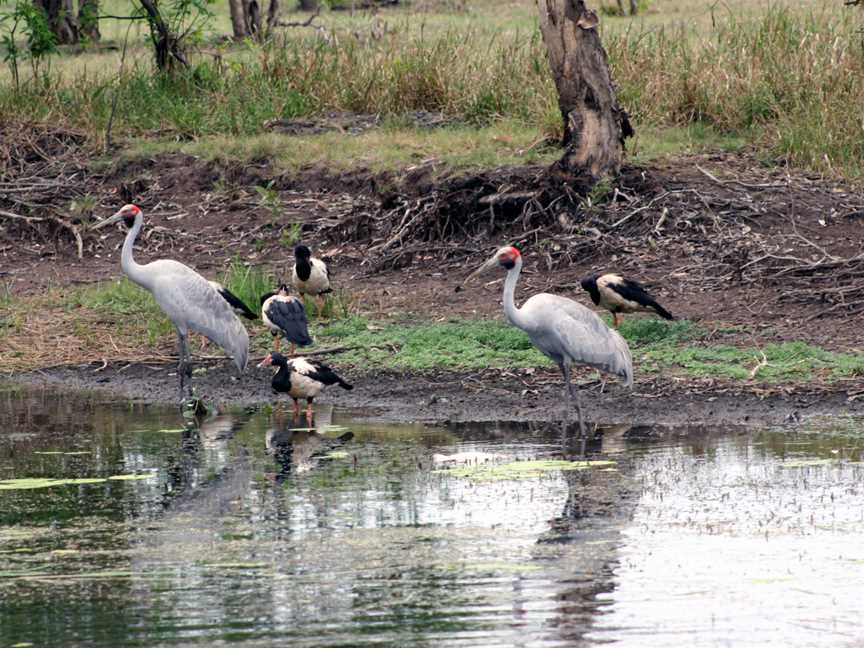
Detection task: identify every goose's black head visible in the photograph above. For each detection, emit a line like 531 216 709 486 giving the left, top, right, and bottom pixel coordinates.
580 274 599 292
260 284 291 305
294 244 311 261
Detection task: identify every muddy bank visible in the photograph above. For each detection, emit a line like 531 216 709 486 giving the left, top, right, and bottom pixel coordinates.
9 361 862 426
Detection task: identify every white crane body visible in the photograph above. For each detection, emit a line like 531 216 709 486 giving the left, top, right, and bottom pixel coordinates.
95 205 249 400
518 293 633 386
467 245 633 432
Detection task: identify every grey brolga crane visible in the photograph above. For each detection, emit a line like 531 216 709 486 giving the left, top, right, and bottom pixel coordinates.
465 246 633 433
94 205 249 401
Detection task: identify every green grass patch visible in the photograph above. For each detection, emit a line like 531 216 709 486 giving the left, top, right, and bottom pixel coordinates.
121 121 558 173
73 263 274 346
318 316 549 369
628 124 748 164
217 261 275 317
317 314 864 384
75 277 173 346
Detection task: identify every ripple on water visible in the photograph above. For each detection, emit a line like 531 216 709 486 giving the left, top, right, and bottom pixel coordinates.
1 386 863 647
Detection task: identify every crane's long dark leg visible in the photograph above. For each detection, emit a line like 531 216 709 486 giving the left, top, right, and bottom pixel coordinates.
177 330 193 401
560 363 586 436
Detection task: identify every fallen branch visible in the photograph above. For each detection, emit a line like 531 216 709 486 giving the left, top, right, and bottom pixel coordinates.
0 209 83 258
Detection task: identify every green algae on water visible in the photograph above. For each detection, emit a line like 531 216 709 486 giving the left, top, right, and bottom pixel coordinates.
0 474 154 490
437 459 617 482
0 478 107 490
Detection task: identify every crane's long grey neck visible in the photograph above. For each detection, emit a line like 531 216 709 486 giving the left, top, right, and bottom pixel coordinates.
121 214 150 288
502 257 529 330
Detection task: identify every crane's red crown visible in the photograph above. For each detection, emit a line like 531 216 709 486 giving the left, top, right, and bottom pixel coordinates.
118 204 141 228
497 246 521 267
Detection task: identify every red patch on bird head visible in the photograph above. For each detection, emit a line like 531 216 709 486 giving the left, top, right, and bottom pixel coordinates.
498 246 521 268
121 204 141 228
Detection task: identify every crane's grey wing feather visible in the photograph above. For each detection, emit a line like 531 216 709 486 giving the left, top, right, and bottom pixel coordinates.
264 298 313 347
149 263 249 371
525 294 633 386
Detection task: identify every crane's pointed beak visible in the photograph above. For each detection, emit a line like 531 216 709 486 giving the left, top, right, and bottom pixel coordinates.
91 209 126 231
462 254 499 286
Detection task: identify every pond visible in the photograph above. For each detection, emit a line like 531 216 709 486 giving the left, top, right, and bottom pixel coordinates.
1 386 863 647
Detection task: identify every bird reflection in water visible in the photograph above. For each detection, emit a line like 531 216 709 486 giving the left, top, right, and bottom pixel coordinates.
265 405 354 480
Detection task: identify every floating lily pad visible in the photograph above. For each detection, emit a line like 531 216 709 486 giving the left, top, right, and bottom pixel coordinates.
781 459 838 468
199 562 269 569
0 477 107 490
438 459 617 482
323 451 349 460
33 451 90 456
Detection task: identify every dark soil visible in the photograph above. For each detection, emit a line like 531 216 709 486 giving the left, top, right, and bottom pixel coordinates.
11 360 862 426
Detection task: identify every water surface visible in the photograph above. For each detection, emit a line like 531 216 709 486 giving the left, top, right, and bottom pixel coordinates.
1 387 862 647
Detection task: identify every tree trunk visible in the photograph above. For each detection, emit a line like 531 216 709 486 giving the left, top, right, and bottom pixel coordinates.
244 0 262 36
536 0 633 179
228 0 249 38
78 0 101 42
138 0 188 71
35 0 79 44
266 0 280 34
615 0 637 15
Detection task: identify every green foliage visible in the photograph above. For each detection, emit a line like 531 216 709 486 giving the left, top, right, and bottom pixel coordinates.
280 223 302 248
218 261 274 314
316 314 863 384
0 0 56 88
254 182 281 215
75 278 173 346
318 316 549 369
618 318 698 346
0 5 857 175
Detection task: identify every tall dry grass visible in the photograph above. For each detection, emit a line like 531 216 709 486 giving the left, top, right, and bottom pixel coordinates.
1 6 862 174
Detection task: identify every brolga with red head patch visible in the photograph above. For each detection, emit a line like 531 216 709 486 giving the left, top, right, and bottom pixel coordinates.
464 246 633 434
94 205 249 403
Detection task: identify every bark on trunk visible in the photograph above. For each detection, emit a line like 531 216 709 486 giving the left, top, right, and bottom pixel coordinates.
138 0 188 71
536 0 633 179
244 0 262 36
78 0 100 41
35 0 79 44
228 0 249 38
616 0 638 15
266 0 280 33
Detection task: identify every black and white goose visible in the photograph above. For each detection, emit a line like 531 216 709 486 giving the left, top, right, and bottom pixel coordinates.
209 281 258 320
258 352 353 420
580 272 674 329
292 244 331 315
260 284 313 355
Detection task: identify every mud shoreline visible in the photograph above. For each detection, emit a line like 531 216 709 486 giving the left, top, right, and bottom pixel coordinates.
9 360 862 426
